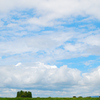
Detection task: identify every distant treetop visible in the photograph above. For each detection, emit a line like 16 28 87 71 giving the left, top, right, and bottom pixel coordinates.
17 90 32 98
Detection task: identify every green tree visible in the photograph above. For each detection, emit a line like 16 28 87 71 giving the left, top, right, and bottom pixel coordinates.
17 91 20 97
16 90 32 98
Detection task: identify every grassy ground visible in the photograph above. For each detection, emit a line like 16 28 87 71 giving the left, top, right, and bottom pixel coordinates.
0 97 99 100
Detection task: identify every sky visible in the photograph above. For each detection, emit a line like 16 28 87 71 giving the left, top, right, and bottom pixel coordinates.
0 0 100 97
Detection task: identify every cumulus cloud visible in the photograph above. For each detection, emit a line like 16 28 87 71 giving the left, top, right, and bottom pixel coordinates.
0 63 100 97
82 66 100 86
0 62 81 97
0 63 81 89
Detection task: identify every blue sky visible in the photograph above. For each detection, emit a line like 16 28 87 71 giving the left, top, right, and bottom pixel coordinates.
0 0 100 97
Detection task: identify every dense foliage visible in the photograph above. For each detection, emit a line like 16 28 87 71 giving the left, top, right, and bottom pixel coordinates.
16 90 32 98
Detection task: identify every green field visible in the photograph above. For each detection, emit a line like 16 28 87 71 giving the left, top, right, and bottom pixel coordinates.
0 97 99 100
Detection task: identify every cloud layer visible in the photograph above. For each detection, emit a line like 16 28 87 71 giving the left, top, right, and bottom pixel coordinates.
0 0 100 97
0 30 100 65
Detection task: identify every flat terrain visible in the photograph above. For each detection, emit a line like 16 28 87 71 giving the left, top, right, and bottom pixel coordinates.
0 97 99 100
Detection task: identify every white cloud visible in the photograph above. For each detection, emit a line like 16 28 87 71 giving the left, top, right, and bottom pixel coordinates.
84 34 100 46
82 66 100 86
1 63 100 97
0 0 100 97
15 62 22 67
0 62 81 89
0 29 100 65
64 43 85 52
0 0 100 23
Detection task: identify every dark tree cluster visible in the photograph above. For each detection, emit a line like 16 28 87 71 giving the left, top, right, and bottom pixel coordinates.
17 90 32 98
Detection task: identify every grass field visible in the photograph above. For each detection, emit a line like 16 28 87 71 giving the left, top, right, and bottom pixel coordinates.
0 97 99 100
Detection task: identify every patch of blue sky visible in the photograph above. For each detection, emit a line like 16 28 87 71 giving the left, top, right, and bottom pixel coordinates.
10 9 37 20
91 20 100 29
0 9 38 31
64 40 77 45
0 52 33 66
20 25 59 36
57 16 100 31
1 19 8 26
56 45 65 50
0 30 42 40
1 54 21 59
36 50 46 55
56 55 100 72
34 50 47 59
17 26 58 37
42 27 58 32
0 26 36 39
